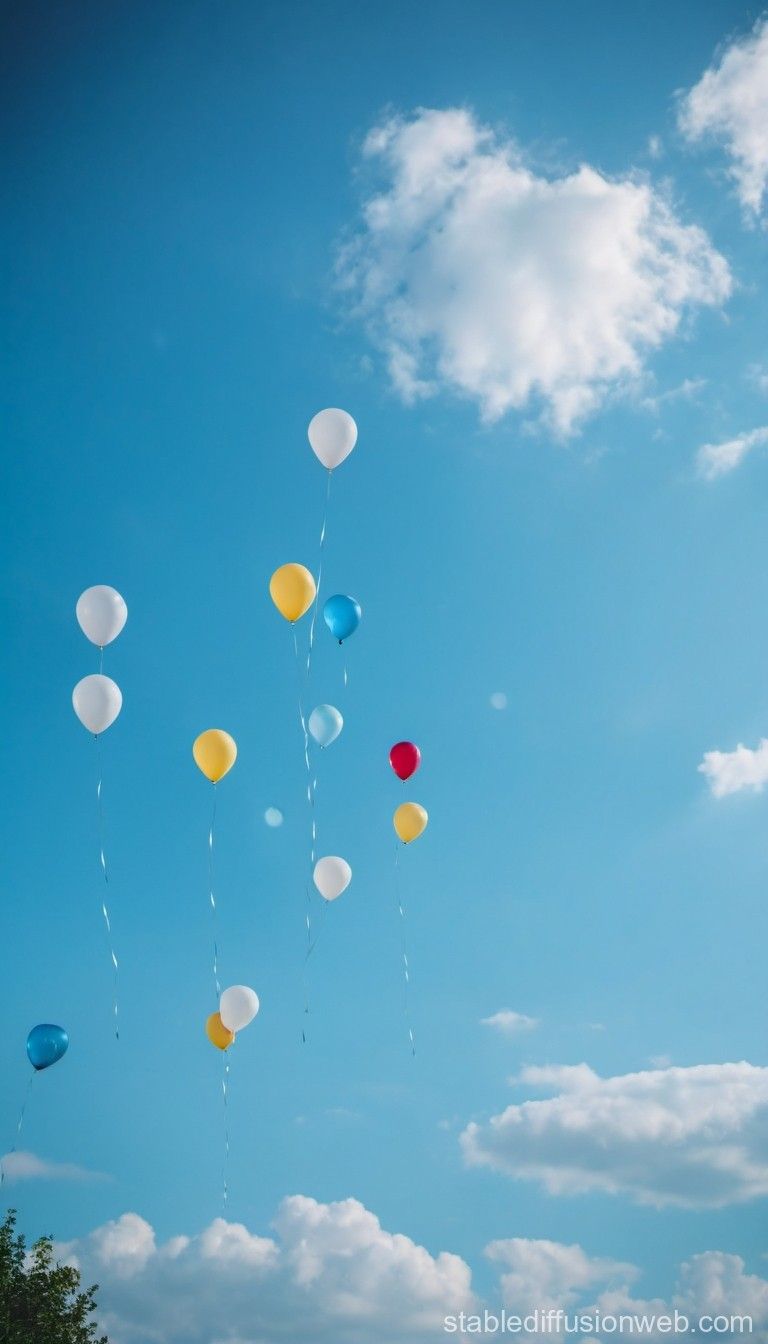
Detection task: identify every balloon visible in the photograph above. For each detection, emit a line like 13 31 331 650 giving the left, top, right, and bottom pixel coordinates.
270 564 316 623
308 704 343 748
72 675 122 734
193 729 237 783
26 1024 69 1072
220 985 260 1033
393 802 428 844
390 741 421 781
205 1012 234 1051
323 594 361 643
308 408 358 470
76 585 127 647
313 855 352 901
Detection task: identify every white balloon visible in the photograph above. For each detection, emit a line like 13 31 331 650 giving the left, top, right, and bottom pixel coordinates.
76 586 128 647
308 408 358 470
308 704 343 748
313 855 352 902
72 675 122 735
220 985 260 1033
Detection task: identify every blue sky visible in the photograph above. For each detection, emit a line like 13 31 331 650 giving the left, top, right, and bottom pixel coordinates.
3 2 768 1340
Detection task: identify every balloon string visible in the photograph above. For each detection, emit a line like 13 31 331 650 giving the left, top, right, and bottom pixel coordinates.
293 625 318 1044
95 734 119 1041
301 899 329 1042
306 469 332 681
98 646 104 674
208 785 221 1000
343 657 349 691
394 843 416 1057
0 1071 35 1188
222 1052 230 1207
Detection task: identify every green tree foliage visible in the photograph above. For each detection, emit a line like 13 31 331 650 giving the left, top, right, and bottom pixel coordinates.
0 1209 107 1343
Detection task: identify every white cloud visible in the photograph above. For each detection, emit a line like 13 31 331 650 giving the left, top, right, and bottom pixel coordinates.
747 363 768 394
699 738 768 796
696 427 768 479
641 376 706 413
264 807 283 828
0 1149 103 1183
676 1251 768 1324
54 1198 768 1344
59 1195 475 1344
679 18 768 220
481 1010 539 1035
486 1238 636 1314
338 108 731 434
460 1061 768 1207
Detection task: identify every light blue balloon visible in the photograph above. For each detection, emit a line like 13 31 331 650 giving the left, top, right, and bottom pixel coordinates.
26 1024 69 1072
323 594 361 643
308 704 344 748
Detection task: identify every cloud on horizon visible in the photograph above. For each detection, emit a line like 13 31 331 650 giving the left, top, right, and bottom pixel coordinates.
338 108 731 434
54 1195 768 1343
0 1149 105 1184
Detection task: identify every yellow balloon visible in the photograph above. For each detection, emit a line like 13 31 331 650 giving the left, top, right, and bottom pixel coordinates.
269 563 316 623
193 729 237 783
393 802 429 844
205 1011 235 1051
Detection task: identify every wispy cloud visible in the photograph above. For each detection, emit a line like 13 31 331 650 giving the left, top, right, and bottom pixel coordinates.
699 738 768 796
679 17 768 221
640 376 706 414
339 108 730 435
481 1010 539 1035
0 1150 105 1184
696 426 768 479
461 1061 768 1207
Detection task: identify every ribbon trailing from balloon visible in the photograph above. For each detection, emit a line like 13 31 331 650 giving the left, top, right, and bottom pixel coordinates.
393 842 415 1057
323 594 362 691
0 1073 34 1188
391 790 428 1056
269 564 320 1038
193 731 238 1000
1 1025 69 1187
95 733 119 1039
205 987 259 1206
73 586 127 1040
306 467 332 681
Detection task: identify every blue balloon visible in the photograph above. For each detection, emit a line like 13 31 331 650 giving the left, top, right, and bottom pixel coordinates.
26 1024 69 1072
323 594 361 644
308 704 344 748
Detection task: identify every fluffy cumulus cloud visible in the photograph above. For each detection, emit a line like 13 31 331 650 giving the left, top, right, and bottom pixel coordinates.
55 1197 768 1344
699 739 768 796
460 1061 768 1207
486 1238 636 1314
58 1195 474 1344
679 18 768 220
697 427 768 479
338 108 731 433
481 1010 539 1034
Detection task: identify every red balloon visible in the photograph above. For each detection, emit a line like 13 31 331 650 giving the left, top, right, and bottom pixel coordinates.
389 741 421 781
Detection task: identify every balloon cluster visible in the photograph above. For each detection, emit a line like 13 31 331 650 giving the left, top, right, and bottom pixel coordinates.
206 985 260 1052
72 586 127 734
